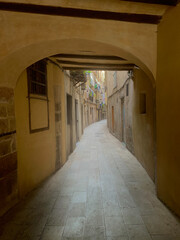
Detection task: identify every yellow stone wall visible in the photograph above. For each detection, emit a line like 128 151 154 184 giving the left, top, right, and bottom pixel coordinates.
15 63 56 197
133 69 156 181
0 10 156 89
107 69 156 182
157 6 180 216
50 63 67 167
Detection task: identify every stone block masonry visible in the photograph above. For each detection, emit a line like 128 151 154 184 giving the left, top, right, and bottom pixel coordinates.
0 87 18 217
54 86 62 171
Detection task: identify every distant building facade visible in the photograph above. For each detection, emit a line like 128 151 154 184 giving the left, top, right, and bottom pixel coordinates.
83 71 107 128
106 69 156 182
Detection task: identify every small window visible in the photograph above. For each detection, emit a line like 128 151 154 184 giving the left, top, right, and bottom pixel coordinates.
126 84 129 97
113 71 117 88
27 60 47 96
140 93 146 114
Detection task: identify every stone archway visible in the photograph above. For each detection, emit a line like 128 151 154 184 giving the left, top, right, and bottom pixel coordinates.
0 9 156 88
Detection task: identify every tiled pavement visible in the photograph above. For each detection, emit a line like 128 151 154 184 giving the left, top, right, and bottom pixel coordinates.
0 120 180 240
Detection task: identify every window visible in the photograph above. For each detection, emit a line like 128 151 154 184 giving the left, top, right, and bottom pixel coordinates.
126 83 129 96
27 60 47 96
113 71 117 88
27 60 49 133
140 93 146 114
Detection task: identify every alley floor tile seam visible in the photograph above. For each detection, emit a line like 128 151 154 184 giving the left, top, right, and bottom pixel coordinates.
0 120 180 240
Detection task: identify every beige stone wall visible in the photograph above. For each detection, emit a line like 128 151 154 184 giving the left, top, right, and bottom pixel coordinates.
65 72 74 158
106 71 129 138
74 90 83 142
51 62 67 168
107 69 156 181
83 102 98 128
106 71 129 97
0 88 18 216
15 63 56 197
1 60 68 213
0 9 156 89
64 71 84 159
108 93 121 139
132 69 156 181
88 103 97 125
107 74 134 153
125 78 134 154
157 6 180 216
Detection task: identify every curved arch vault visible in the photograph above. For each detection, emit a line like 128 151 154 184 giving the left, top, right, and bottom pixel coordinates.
0 11 157 87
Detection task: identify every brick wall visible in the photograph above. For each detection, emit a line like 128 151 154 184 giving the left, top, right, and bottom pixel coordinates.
0 87 18 216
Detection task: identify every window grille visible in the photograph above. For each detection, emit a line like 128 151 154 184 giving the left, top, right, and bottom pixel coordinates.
27 60 47 96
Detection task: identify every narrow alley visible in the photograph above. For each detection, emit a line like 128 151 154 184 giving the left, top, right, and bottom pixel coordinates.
0 120 179 240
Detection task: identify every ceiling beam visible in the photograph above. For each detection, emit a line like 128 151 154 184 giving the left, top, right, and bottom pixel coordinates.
54 54 126 61
57 60 129 68
121 0 179 6
63 66 135 71
0 2 162 24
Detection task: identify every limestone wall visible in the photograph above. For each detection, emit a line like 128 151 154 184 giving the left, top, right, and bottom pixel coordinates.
50 63 66 169
157 5 180 216
132 69 156 181
0 88 18 216
107 74 134 154
64 71 84 158
107 69 156 181
14 63 56 198
106 71 129 98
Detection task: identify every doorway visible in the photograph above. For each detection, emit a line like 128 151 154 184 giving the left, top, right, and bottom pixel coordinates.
112 106 114 132
75 99 79 142
67 94 73 156
121 98 125 142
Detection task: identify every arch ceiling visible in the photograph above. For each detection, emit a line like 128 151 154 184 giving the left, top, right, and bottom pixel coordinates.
0 0 178 87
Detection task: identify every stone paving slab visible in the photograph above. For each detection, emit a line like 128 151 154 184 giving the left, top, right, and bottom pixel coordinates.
0 120 180 240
